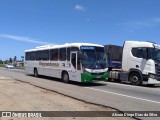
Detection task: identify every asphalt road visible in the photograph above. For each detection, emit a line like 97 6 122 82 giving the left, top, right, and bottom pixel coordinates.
0 67 160 119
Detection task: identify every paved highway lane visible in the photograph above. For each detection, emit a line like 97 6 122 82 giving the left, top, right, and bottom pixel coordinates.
86 81 160 104
0 67 160 119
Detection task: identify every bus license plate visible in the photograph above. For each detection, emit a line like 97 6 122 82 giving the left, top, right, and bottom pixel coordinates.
96 76 101 78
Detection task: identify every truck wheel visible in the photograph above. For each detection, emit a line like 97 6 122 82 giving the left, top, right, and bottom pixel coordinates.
129 72 142 86
34 68 39 77
62 72 69 83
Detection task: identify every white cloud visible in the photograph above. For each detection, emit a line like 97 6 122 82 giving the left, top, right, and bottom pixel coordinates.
74 4 86 11
153 18 160 22
119 18 160 29
122 21 154 28
0 34 52 45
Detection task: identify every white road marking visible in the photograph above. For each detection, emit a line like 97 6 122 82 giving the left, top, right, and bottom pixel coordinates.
85 87 160 104
99 81 133 86
98 81 160 90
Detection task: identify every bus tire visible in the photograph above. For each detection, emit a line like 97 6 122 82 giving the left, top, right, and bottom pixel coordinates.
129 72 142 86
34 68 39 77
62 71 69 83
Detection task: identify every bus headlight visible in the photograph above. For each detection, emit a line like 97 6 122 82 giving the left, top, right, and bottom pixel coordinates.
83 69 90 74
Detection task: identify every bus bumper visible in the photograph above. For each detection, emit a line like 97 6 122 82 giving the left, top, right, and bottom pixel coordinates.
81 73 109 83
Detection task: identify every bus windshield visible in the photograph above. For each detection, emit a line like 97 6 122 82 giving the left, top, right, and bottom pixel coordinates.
150 48 160 62
80 46 107 69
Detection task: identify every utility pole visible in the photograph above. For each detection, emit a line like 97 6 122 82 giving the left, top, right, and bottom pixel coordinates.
9 58 12 64
13 56 17 67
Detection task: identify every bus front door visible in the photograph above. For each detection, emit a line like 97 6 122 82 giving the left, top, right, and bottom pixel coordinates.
70 52 81 82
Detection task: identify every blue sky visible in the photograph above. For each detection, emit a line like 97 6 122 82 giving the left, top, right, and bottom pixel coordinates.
0 0 160 60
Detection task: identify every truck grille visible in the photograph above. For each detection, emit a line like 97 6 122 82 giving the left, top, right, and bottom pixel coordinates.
155 63 160 76
157 76 160 81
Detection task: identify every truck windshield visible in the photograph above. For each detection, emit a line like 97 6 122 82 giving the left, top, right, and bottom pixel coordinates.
150 48 160 62
80 46 107 69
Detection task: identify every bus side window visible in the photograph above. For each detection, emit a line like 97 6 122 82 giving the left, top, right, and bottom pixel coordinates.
50 49 58 61
36 51 42 60
25 52 30 61
42 50 49 60
67 47 70 61
30 51 36 61
59 48 66 61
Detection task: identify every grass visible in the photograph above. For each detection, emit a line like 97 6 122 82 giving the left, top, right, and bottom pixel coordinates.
16 66 25 70
0 64 4 67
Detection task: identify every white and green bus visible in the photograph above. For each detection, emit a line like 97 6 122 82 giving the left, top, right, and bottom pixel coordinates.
25 43 109 83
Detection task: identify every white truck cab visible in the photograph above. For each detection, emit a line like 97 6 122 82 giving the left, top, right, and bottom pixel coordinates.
107 41 160 85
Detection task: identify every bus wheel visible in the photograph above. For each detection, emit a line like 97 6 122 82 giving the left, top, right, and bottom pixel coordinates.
62 72 69 83
129 72 142 86
34 68 39 77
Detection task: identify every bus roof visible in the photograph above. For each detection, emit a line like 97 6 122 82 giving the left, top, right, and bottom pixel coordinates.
25 43 104 52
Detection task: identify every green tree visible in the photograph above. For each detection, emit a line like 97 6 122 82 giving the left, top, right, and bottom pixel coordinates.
0 60 3 64
9 58 12 63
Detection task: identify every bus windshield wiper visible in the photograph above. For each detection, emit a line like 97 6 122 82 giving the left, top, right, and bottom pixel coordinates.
91 60 99 69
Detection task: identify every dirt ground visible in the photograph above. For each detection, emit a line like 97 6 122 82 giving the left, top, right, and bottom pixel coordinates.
0 75 134 120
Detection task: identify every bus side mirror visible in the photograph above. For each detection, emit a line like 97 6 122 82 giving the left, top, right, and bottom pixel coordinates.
78 52 83 60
